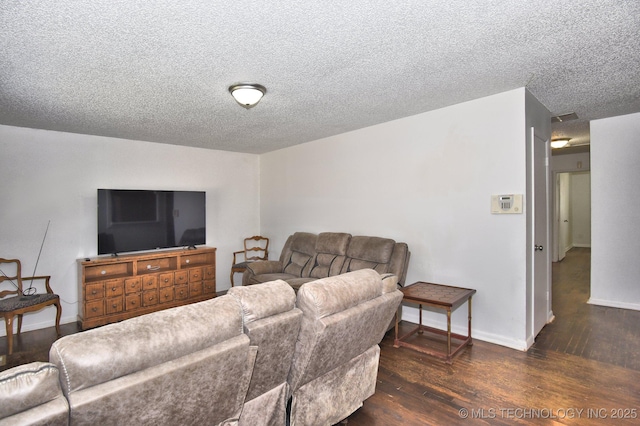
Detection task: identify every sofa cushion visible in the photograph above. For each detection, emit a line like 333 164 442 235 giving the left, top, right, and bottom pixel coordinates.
227 280 296 324
341 236 395 275
50 295 243 394
308 232 351 279
0 362 68 422
282 233 317 277
296 269 382 320
315 232 350 255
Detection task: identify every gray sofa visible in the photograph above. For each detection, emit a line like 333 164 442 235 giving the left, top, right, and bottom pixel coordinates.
0 269 402 426
242 232 410 290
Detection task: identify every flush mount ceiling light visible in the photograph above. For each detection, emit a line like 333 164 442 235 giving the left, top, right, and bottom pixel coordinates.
551 138 570 149
229 83 266 109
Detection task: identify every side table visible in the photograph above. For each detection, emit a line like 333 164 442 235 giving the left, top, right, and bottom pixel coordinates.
394 281 476 364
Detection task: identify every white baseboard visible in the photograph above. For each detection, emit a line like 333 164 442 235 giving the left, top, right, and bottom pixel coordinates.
572 243 591 248
587 298 640 311
0 315 77 338
400 307 528 352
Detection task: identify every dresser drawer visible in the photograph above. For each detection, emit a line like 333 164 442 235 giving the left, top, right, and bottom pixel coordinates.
159 287 174 303
142 290 158 307
204 266 215 281
105 279 124 298
105 296 123 314
203 280 215 295
125 294 141 311
142 275 158 291
159 272 174 288
85 300 104 319
189 267 203 282
125 277 141 294
174 270 188 285
189 281 203 297
175 284 189 301
86 283 104 301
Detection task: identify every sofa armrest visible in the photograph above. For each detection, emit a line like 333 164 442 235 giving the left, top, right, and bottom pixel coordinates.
0 362 69 422
380 273 399 294
242 260 284 285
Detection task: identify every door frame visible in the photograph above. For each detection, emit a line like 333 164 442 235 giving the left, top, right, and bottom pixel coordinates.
528 127 552 343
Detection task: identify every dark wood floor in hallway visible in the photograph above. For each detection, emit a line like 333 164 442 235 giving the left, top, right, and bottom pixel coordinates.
1 248 639 424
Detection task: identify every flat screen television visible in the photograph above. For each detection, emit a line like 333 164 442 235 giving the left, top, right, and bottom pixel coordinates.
97 189 206 255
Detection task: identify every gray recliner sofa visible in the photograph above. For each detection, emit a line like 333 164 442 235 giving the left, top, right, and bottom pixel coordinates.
0 361 68 425
288 269 403 425
0 269 402 426
227 280 302 426
50 295 258 426
242 232 410 290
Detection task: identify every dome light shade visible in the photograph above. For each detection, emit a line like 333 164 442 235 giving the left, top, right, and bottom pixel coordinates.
229 84 266 109
551 138 570 149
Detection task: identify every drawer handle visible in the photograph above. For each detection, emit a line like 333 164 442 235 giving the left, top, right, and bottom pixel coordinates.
164 278 169 283
149 296 155 301
111 287 116 291
130 301 137 306
186 259 190 264
91 307 98 312
112 304 117 309
101 270 106 275
91 290 97 295
193 274 199 278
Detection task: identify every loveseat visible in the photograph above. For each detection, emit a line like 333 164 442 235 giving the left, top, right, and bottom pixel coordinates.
0 269 402 426
242 232 410 290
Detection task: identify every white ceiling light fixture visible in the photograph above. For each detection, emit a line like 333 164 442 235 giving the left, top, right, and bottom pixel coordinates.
229 83 266 109
551 138 570 149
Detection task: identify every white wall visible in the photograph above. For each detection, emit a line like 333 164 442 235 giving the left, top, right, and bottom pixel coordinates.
0 125 261 335
590 112 640 311
570 172 591 247
261 88 537 350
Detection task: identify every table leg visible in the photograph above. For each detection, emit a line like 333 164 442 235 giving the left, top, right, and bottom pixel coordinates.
447 308 452 361
418 303 423 334
394 309 400 347
468 296 473 346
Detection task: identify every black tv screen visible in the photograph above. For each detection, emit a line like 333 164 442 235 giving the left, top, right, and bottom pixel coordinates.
97 189 206 255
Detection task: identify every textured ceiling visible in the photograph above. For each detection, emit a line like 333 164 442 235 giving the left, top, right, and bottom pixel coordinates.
1 1 639 154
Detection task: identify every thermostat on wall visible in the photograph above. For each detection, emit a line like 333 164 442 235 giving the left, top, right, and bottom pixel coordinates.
491 194 523 214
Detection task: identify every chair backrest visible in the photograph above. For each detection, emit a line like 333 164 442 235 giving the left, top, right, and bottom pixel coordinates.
244 236 269 262
228 280 302 426
0 258 24 298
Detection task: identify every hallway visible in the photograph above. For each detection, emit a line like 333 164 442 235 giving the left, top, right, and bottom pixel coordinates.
533 247 640 370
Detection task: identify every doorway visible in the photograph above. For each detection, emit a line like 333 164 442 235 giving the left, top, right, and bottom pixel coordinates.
553 171 591 262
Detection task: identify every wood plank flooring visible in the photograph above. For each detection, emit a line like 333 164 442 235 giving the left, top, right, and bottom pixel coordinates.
344 248 640 425
2 248 639 425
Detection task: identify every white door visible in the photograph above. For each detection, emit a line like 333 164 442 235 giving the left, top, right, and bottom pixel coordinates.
558 173 571 261
531 128 551 337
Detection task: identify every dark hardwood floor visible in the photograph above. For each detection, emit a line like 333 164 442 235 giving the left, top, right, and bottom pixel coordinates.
344 247 640 425
2 248 639 425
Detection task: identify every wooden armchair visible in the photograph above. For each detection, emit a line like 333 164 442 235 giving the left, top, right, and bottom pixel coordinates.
0 258 61 355
230 236 269 287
